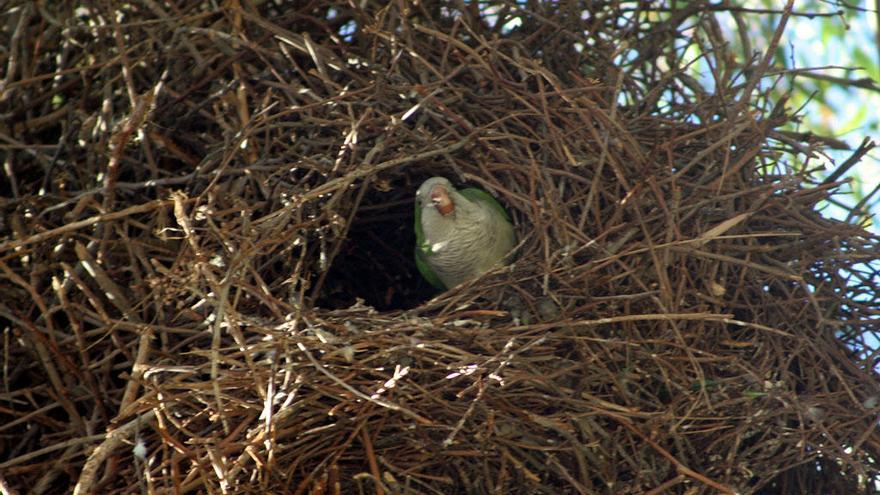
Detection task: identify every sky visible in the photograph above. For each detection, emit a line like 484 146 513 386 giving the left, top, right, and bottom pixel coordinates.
731 1 880 233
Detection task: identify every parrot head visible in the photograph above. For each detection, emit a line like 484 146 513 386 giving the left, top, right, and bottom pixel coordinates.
416 176 456 217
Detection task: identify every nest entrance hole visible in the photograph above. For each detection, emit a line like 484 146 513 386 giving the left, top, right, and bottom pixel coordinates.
314 173 439 311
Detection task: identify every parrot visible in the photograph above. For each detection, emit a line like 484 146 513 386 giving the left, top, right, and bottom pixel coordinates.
414 176 516 290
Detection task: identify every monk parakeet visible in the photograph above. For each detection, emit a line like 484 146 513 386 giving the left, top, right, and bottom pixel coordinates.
414 177 516 290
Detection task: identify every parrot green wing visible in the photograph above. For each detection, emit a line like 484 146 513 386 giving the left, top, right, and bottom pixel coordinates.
460 187 512 222
461 187 517 263
415 247 446 290
414 198 447 290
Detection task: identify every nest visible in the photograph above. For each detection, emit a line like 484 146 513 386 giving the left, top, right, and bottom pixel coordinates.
2 1 879 494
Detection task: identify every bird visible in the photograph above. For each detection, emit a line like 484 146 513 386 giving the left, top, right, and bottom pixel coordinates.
414 176 516 290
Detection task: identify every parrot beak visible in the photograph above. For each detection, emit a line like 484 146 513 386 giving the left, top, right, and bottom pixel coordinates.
430 185 454 216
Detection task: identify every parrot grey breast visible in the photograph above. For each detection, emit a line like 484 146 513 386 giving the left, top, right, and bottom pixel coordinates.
416 177 516 288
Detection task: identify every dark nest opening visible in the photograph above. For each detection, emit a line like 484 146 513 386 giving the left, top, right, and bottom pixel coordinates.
313 171 441 311
2 1 879 494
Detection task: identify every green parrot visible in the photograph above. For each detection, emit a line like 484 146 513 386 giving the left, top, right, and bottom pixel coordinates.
414 176 516 290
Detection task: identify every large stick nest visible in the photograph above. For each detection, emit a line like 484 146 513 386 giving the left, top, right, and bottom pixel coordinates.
2 1 879 494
